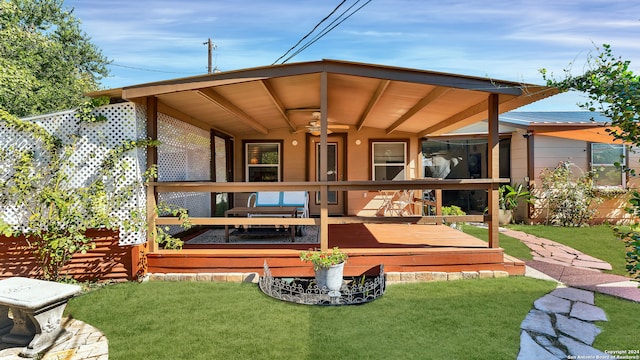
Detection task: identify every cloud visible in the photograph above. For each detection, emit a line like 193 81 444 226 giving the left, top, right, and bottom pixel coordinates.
66 0 640 110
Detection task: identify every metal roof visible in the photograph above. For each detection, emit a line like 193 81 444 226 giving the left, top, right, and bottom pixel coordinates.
500 111 610 127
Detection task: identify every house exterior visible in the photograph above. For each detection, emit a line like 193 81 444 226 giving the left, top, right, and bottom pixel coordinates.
424 111 639 224
1 59 559 280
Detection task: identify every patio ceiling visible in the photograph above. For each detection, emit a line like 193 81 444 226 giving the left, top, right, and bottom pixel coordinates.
92 59 558 137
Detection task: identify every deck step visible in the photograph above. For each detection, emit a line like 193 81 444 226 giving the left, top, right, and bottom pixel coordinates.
502 254 526 276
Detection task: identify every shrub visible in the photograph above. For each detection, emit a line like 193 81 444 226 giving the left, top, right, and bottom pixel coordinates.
538 161 601 226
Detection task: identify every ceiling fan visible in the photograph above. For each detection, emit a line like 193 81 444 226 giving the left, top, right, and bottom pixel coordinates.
303 112 349 136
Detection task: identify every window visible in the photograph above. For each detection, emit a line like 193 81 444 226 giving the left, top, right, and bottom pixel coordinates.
245 142 281 182
591 143 626 187
372 141 407 180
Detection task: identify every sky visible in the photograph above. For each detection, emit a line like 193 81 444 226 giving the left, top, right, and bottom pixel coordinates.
64 0 640 111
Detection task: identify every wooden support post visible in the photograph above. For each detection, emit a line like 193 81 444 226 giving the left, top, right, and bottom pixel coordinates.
487 94 500 248
146 96 159 252
319 72 329 252
435 189 443 224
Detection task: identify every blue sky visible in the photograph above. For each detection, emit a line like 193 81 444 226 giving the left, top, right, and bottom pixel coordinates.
65 0 640 111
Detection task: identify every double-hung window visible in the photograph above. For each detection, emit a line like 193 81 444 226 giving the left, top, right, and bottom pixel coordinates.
591 143 626 187
372 141 407 181
245 142 281 182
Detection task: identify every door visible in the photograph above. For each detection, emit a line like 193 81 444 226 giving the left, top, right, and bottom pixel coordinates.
308 135 346 216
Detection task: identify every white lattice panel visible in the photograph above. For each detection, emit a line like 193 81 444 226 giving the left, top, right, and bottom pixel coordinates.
1 103 148 245
158 113 211 234
2 104 211 243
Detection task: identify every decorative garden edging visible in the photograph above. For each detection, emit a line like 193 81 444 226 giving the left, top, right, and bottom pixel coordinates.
259 262 385 306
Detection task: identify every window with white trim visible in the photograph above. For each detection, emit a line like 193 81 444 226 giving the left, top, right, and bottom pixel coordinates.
245 142 281 182
591 143 626 187
372 141 407 180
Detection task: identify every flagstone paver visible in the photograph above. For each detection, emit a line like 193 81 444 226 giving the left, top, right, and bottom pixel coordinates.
559 336 610 358
570 302 608 322
518 332 558 360
533 294 571 314
555 314 601 345
520 309 556 337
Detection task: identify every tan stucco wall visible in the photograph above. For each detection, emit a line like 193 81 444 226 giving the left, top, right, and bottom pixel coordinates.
233 127 421 216
526 135 640 225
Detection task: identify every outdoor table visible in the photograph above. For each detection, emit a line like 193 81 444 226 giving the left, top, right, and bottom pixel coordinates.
0 277 81 358
224 206 298 242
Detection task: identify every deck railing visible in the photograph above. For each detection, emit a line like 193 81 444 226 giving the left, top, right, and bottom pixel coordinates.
148 179 508 251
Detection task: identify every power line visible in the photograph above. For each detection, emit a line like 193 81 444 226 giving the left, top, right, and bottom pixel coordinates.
281 0 372 64
272 1 349 65
109 62 198 75
272 0 347 65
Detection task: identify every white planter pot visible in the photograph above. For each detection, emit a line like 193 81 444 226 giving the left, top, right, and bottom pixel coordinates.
314 262 345 291
498 209 513 226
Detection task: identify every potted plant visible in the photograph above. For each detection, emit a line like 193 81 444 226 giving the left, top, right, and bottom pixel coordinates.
300 246 348 292
498 183 534 225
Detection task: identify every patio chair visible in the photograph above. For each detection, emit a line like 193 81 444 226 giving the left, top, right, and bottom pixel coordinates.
386 190 417 216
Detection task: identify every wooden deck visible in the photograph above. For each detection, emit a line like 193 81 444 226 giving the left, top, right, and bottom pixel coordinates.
147 224 525 277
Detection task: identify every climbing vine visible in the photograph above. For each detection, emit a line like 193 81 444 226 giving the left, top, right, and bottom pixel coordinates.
0 107 188 281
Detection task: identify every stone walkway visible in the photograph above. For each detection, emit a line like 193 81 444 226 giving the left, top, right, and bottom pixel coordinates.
0 317 108 359
502 227 640 359
518 287 610 359
500 228 613 272
502 228 640 303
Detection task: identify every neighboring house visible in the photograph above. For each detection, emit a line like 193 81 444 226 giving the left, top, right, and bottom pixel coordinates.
1 59 558 280
423 111 639 224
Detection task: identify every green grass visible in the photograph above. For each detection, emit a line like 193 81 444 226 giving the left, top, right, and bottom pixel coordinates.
460 224 533 260
66 278 556 360
594 293 640 351
507 224 628 276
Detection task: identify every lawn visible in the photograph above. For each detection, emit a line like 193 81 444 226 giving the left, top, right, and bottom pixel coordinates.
460 224 533 260
507 224 628 276
461 223 628 276
65 224 639 359
66 278 556 360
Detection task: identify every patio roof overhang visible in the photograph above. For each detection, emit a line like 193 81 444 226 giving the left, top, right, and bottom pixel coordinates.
90 59 558 138
527 123 625 144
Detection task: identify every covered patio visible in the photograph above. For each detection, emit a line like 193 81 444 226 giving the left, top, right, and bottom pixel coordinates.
91 59 557 277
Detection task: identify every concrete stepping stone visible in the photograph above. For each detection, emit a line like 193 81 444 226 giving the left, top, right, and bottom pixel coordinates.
534 294 571 314
521 309 556 337
570 302 608 322
555 314 601 345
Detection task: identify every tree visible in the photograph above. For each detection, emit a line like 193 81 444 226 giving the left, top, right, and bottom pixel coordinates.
541 44 640 145
541 44 640 280
0 0 109 117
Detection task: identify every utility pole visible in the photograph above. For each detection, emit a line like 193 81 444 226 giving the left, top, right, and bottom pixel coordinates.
203 37 217 74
